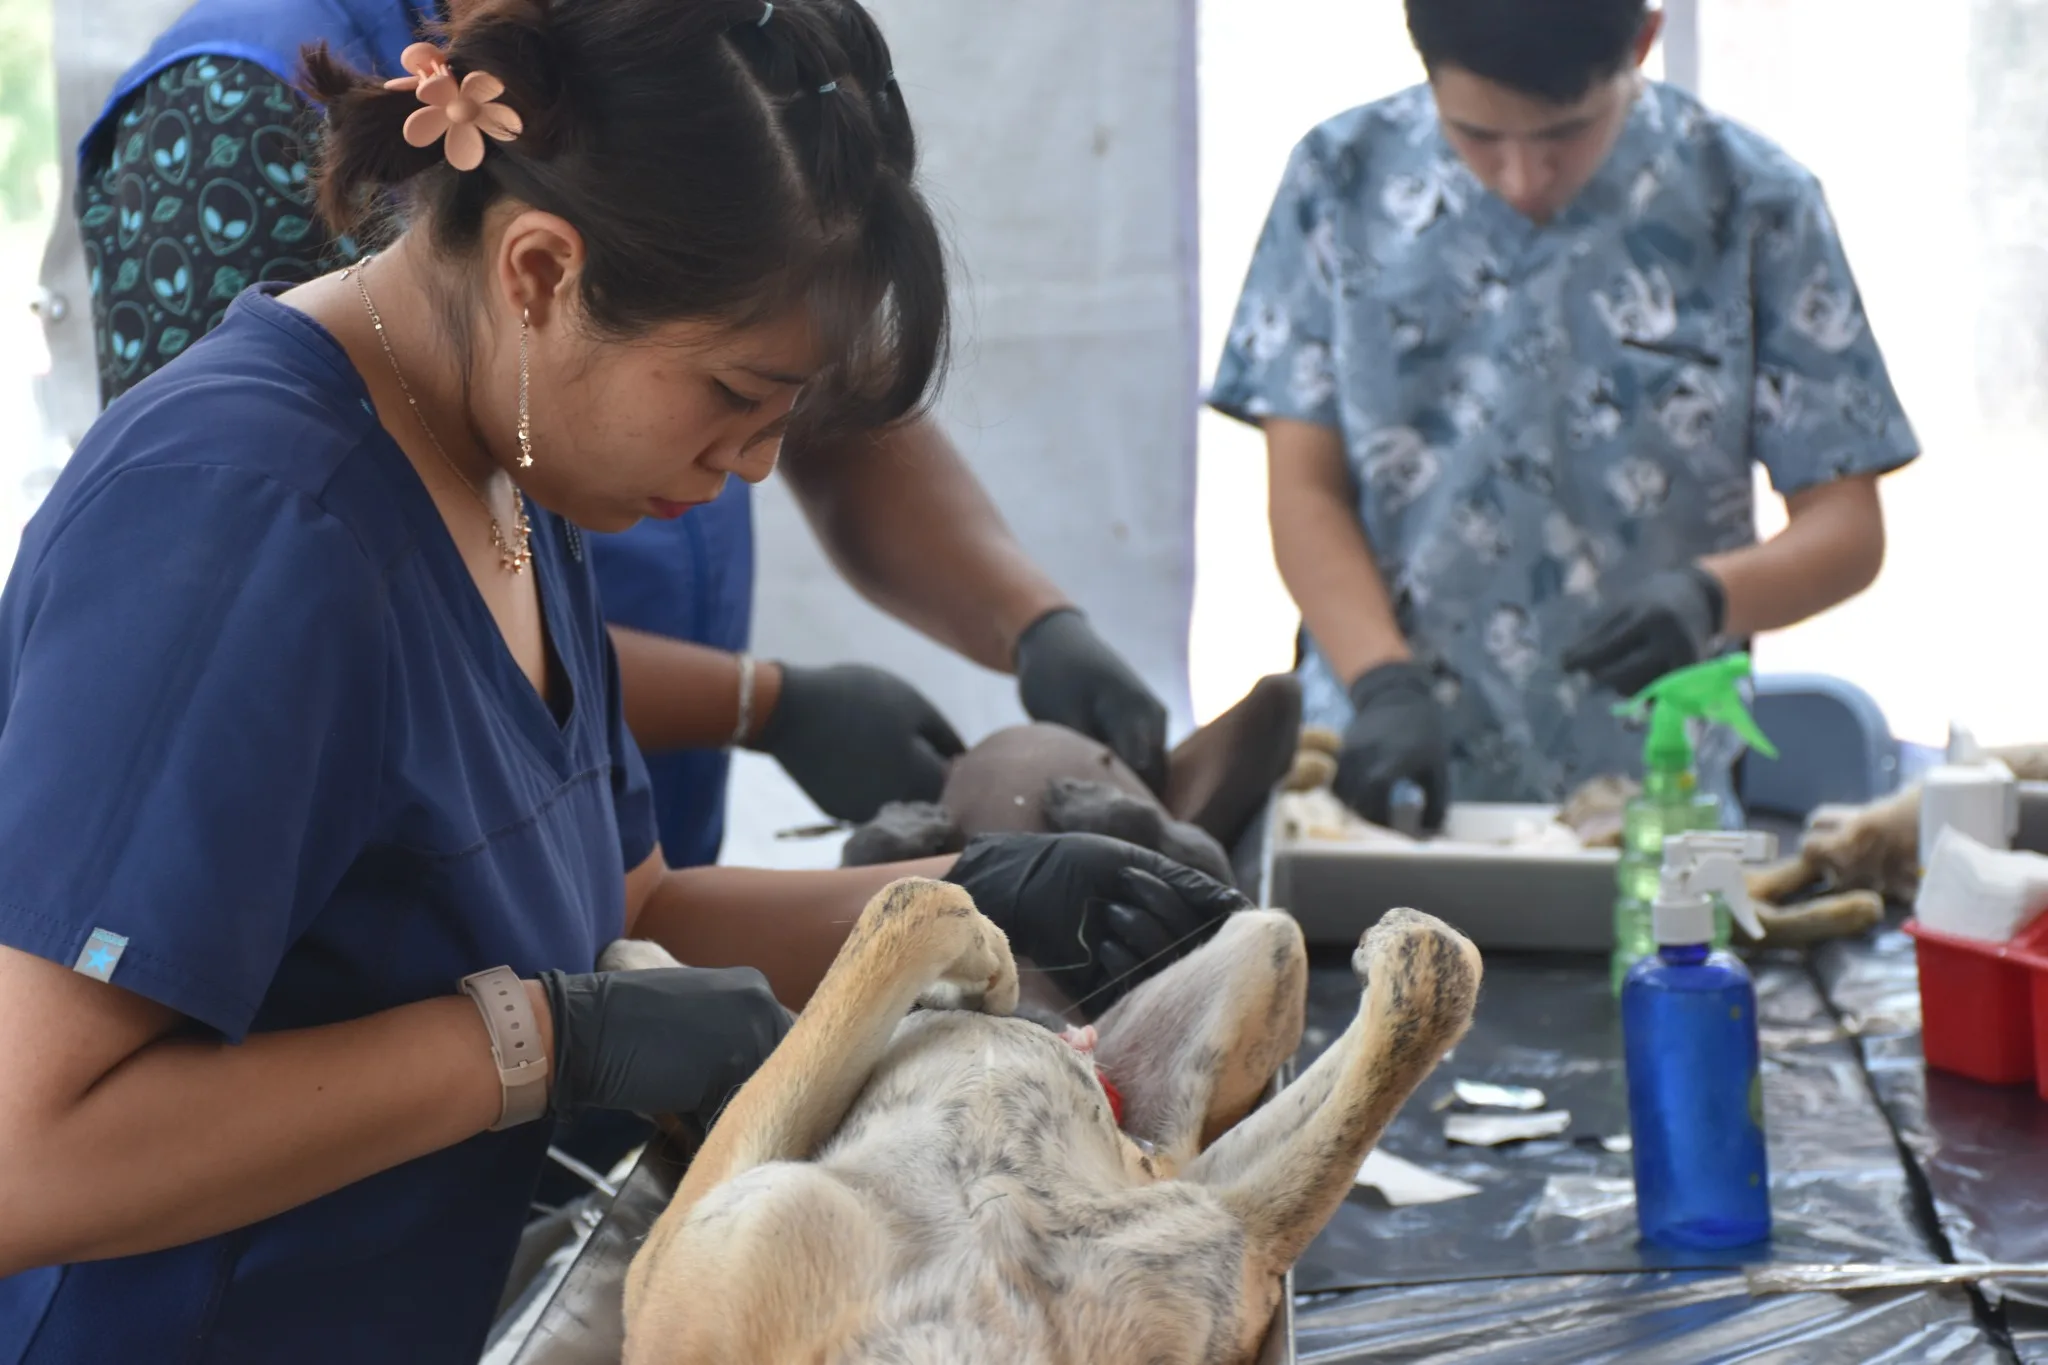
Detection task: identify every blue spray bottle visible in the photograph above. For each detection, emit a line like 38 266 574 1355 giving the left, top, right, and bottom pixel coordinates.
1621 829 1778 1251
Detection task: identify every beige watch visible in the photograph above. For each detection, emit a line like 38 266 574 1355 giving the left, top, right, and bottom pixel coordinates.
460 966 551 1131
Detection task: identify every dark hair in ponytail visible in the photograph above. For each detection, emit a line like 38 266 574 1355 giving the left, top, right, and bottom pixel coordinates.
303 0 947 441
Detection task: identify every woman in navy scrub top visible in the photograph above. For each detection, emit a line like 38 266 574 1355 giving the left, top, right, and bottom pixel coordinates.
0 3 1248 1360
75 0 1179 874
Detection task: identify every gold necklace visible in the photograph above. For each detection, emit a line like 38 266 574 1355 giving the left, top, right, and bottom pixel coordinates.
347 259 533 575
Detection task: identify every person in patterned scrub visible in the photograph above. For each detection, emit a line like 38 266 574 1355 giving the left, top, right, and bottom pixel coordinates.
1210 0 1917 829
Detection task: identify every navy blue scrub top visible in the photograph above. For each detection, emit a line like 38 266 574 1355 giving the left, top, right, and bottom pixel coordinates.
86 0 757 876
0 285 660 1364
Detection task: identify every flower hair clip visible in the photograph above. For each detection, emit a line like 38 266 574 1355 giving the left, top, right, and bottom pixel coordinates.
384 42 523 172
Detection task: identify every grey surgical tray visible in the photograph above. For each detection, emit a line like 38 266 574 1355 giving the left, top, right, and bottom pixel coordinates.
1267 802 1619 954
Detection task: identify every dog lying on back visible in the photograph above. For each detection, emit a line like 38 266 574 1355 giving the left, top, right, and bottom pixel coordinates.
606 883 1480 1364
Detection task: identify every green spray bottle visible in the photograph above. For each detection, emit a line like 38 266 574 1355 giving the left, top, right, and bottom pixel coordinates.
1607 654 1778 994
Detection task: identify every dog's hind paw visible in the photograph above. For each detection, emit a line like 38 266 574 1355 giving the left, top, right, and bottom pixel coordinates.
1353 909 1481 1046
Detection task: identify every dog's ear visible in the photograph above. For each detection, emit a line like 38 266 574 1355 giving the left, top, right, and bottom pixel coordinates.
1088 912 1306 1162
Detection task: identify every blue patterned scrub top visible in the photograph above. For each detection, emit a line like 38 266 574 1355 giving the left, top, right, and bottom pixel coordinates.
1209 80 1919 803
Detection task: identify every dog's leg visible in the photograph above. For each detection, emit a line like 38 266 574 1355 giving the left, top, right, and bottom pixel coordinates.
1187 909 1479 1273
1747 854 1820 905
1800 784 1920 901
622 877 1016 1320
1090 911 1308 1165
1992 743 2048 782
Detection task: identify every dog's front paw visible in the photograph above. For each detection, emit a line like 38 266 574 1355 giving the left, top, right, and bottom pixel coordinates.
599 938 683 974
930 913 1019 1017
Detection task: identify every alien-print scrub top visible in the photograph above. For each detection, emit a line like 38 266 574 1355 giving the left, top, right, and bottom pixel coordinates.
1209 80 1918 802
0 285 659 1364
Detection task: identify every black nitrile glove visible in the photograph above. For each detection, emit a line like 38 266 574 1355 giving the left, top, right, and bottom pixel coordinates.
1561 565 1726 698
752 663 966 823
1015 608 1169 795
1334 661 1450 831
945 831 1250 1015
539 965 791 1123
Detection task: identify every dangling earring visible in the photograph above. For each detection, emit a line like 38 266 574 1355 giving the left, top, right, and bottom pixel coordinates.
516 306 534 469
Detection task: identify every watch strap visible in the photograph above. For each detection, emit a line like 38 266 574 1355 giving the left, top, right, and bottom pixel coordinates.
460 966 551 1131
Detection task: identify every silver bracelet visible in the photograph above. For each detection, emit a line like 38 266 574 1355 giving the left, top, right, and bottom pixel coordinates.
732 652 757 748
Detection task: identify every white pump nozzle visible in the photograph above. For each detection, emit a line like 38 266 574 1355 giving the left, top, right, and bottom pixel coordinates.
1654 831 1779 947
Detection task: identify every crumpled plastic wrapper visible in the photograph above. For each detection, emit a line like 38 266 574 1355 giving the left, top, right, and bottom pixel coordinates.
1445 1111 1572 1147
1354 1149 1482 1207
1453 1080 1547 1111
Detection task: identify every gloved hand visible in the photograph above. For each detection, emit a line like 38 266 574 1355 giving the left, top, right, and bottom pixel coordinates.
945 831 1250 1014
1561 565 1726 698
751 663 966 823
1015 608 1169 794
1334 661 1449 831
539 965 791 1122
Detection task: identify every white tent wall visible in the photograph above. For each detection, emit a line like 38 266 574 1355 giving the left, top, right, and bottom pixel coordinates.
722 0 1202 866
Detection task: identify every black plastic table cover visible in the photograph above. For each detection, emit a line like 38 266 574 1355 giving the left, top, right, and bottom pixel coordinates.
1294 1272 1996 1363
1288 947 2007 1361
1816 922 2048 1361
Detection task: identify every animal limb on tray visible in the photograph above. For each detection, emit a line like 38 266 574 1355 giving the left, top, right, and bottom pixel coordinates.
1557 774 1637 848
610 881 1478 1365
1757 742 2048 906
1748 890 1884 945
1566 776 1893 940
1278 734 1886 946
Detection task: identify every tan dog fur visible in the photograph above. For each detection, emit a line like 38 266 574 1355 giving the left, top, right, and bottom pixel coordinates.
607 879 1480 1364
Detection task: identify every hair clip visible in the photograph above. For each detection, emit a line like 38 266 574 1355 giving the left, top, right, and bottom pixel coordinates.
757 2 773 24
385 41 522 171
817 80 839 94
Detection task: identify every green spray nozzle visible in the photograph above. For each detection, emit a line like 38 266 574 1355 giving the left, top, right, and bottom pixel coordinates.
1612 653 1778 776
